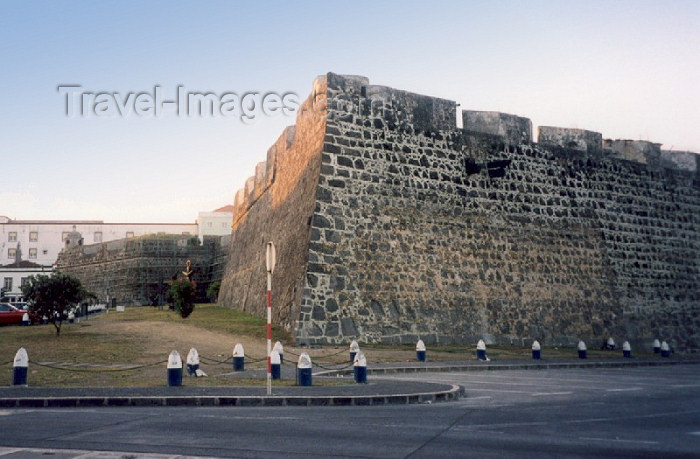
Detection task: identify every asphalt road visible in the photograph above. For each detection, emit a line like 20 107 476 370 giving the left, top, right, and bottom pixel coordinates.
0 365 698 458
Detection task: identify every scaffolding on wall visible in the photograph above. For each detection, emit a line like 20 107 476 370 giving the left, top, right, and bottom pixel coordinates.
57 234 225 306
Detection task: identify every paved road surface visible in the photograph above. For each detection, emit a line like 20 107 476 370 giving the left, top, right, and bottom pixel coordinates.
0 365 698 458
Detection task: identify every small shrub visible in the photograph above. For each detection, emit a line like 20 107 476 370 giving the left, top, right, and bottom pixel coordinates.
168 278 196 318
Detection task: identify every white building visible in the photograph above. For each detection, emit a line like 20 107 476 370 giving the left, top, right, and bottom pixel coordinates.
0 260 53 303
197 206 233 242
0 207 234 301
0 216 198 267
0 216 200 301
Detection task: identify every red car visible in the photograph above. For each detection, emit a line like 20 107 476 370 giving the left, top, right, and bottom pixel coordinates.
0 302 36 325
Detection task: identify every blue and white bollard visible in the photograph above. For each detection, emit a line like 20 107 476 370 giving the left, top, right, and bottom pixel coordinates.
167 350 183 387
606 337 615 350
21 313 30 326
353 352 367 384
273 341 284 364
653 339 661 354
416 339 426 362
532 340 541 360
349 340 359 363
270 349 281 380
233 343 245 371
476 339 489 361
68 311 75 324
660 341 670 358
297 352 312 386
13 348 28 386
622 341 632 358
186 348 200 377
578 341 587 359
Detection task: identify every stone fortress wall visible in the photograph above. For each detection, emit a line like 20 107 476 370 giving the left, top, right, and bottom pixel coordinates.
220 73 699 351
58 235 226 306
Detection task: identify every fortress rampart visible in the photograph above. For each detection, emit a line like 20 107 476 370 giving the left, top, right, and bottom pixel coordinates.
220 73 699 351
58 235 224 306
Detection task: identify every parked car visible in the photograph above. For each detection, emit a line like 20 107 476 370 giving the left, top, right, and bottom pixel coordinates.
0 302 38 325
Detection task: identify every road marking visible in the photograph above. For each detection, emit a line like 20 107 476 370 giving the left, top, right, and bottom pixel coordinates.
672 384 700 388
566 410 700 424
532 391 573 396
0 411 15 416
464 388 533 394
579 436 659 445
605 387 642 392
454 421 548 430
0 449 22 457
466 396 492 400
689 432 700 436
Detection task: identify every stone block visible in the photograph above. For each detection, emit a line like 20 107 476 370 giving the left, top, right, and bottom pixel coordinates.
463 110 532 143
604 139 661 164
537 126 602 155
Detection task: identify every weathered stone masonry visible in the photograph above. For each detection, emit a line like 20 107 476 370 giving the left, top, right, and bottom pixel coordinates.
58 235 226 306
221 73 699 351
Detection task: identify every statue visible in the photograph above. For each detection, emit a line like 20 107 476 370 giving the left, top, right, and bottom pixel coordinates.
182 259 193 280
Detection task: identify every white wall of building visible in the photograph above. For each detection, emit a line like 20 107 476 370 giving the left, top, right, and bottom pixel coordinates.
0 219 198 267
1 263 53 302
197 211 233 242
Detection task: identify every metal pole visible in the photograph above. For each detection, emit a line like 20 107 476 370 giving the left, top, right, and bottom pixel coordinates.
265 242 276 396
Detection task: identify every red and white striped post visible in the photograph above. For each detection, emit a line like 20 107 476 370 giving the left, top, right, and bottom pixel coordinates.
265 241 276 396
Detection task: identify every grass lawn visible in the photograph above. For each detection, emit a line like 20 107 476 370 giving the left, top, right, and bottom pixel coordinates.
1 303 663 387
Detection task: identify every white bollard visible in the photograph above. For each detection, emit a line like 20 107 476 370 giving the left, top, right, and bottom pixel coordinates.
233 343 245 371
271 349 281 380
349 340 360 363
21 312 30 326
297 352 312 386
578 341 587 359
653 339 661 354
532 340 541 360
186 348 200 376
660 341 671 358
353 351 367 383
273 341 284 364
606 337 615 350
476 339 489 361
68 311 75 323
167 350 183 386
13 348 28 386
416 339 426 362
622 341 632 358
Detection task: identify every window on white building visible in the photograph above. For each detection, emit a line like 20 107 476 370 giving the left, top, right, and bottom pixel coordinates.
29 248 37 259
207 222 213 228
94 231 103 243
3 277 12 291
29 231 38 242
8 248 16 259
62 232 70 241
21 277 28 287
8 232 17 242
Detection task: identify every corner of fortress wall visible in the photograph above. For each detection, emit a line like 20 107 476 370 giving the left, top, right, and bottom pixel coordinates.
219 75 328 330
222 72 700 351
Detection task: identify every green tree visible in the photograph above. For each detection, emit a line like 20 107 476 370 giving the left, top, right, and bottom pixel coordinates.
168 278 196 318
21 273 93 337
206 280 221 303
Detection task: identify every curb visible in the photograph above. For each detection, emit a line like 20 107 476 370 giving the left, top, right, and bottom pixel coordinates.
317 358 700 377
0 384 463 408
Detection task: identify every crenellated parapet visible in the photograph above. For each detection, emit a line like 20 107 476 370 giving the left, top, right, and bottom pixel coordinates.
463 111 532 144
538 126 603 155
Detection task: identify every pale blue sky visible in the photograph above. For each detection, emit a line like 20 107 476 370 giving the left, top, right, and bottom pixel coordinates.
1 0 698 222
